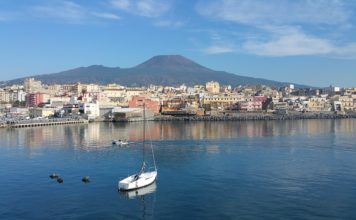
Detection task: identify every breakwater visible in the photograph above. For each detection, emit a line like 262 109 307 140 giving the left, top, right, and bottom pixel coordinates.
3 119 88 128
154 112 356 121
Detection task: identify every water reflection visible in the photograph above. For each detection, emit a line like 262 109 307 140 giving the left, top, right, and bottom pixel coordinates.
119 183 157 220
0 119 355 149
1 120 356 219
120 182 157 200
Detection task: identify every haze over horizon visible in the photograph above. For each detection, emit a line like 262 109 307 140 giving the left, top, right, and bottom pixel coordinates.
1 0 356 87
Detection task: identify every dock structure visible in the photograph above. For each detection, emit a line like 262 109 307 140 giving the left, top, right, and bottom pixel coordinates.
7 119 88 128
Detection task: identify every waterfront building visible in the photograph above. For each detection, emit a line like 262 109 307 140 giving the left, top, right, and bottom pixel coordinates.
9 107 29 118
79 102 100 120
308 97 331 112
162 97 185 109
338 96 354 112
272 102 289 111
161 97 187 114
203 93 244 110
111 107 148 121
235 100 263 112
49 96 71 107
129 96 160 114
160 96 199 116
253 96 270 110
332 101 343 112
62 104 80 115
29 107 56 118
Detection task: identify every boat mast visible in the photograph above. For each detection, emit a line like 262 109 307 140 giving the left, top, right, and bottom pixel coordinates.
143 101 157 172
151 140 157 171
142 102 146 167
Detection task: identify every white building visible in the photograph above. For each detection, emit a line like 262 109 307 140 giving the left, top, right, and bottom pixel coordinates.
16 90 27 102
80 102 100 120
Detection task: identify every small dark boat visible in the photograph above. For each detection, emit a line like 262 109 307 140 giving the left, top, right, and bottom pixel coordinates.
57 178 64 183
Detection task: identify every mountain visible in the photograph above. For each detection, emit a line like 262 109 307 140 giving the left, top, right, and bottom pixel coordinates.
5 55 304 87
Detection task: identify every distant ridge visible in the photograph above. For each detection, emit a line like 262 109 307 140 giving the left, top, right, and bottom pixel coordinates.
135 55 207 70
5 55 306 87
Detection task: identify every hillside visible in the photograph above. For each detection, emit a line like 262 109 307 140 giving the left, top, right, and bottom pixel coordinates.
5 55 301 87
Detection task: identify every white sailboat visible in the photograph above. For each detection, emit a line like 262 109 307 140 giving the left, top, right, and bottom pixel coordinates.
118 103 157 191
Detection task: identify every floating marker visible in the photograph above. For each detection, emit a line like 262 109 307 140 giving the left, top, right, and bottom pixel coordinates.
82 176 90 183
57 177 64 183
49 173 60 179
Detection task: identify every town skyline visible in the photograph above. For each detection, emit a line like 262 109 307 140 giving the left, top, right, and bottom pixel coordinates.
1 77 355 121
1 0 356 87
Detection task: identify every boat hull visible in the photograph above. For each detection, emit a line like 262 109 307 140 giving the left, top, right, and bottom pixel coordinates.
118 171 157 191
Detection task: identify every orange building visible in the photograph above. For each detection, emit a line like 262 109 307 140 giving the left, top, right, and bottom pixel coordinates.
128 96 161 114
26 93 45 107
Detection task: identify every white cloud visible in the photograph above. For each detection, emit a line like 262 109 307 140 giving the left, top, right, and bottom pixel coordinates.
111 0 130 10
32 1 120 23
197 0 350 26
196 0 356 58
33 1 85 22
243 26 356 57
110 0 171 17
203 45 235 54
92 12 120 20
243 26 333 56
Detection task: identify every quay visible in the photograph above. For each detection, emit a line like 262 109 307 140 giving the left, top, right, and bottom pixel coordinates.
5 119 88 128
154 112 356 122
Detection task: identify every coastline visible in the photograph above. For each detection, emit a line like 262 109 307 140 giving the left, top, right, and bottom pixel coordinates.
1 112 356 129
153 112 356 121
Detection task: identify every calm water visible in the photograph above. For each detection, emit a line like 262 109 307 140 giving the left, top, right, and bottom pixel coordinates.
1 120 356 219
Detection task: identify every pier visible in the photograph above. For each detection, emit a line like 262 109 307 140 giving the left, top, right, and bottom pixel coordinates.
5 119 88 128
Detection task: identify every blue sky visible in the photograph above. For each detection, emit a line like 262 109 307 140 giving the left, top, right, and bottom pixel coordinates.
0 0 356 87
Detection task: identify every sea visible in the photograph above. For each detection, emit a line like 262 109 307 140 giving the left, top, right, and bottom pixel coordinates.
1 119 356 220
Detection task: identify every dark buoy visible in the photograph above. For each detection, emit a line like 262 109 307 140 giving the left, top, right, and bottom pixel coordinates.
49 173 60 179
57 177 64 183
82 176 90 183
